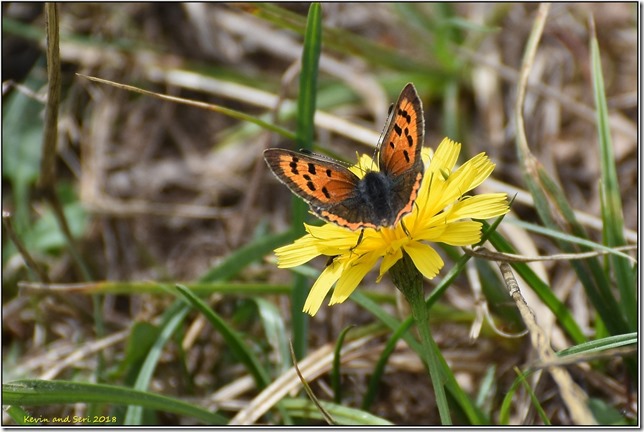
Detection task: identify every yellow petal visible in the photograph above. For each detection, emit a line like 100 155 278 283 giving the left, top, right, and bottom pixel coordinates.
421 173 455 218
445 166 477 197
350 154 376 177
420 147 434 166
430 138 460 174
378 248 403 282
405 242 444 280
458 153 495 190
413 216 448 241
275 235 321 268
329 254 378 305
306 223 364 252
303 259 344 316
436 221 482 246
449 194 509 220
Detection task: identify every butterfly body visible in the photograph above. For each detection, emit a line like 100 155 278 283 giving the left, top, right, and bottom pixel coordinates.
264 83 425 231
354 170 409 226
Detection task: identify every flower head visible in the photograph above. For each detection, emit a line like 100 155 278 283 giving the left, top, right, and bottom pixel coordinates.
275 138 509 316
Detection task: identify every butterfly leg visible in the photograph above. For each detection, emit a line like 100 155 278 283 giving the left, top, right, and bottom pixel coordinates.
349 229 365 253
347 230 364 260
327 230 364 265
401 219 411 237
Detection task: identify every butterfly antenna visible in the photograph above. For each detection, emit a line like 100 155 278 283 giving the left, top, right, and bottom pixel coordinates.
300 148 355 170
372 102 396 171
352 151 368 176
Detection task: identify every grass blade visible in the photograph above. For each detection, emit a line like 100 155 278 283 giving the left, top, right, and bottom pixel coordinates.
296 3 322 151
253 297 291 375
174 284 271 389
124 301 190 424
589 18 636 330
199 230 296 283
331 325 355 404
290 2 323 360
507 218 635 263
556 332 636 357
3 379 226 425
281 397 393 425
252 4 437 73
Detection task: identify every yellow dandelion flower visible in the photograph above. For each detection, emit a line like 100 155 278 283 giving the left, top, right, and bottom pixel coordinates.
275 138 509 316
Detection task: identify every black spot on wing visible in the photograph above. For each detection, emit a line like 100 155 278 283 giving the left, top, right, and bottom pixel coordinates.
403 149 410 163
398 107 411 123
289 157 299 175
405 129 413 146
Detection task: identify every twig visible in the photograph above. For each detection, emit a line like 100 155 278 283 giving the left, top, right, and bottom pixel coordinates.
2 212 49 283
41 3 92 281
464 245 637 264
499 261 596 425
289 341 336 425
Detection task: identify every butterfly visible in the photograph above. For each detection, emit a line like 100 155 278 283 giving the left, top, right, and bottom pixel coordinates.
264 83 425 231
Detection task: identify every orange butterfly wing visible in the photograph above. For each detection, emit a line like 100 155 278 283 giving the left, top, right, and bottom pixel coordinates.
378 83 425 177
375 83 425 225
264 148 373 229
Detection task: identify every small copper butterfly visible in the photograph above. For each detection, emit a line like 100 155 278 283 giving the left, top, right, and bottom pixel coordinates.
264 83 425 231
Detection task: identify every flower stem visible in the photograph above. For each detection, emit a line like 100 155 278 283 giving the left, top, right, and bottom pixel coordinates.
390 251 452 425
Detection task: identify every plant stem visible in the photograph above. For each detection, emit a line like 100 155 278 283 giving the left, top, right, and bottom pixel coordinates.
390 251 452 425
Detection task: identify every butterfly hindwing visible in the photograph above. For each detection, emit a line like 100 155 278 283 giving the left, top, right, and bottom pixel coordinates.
316 192 381 230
